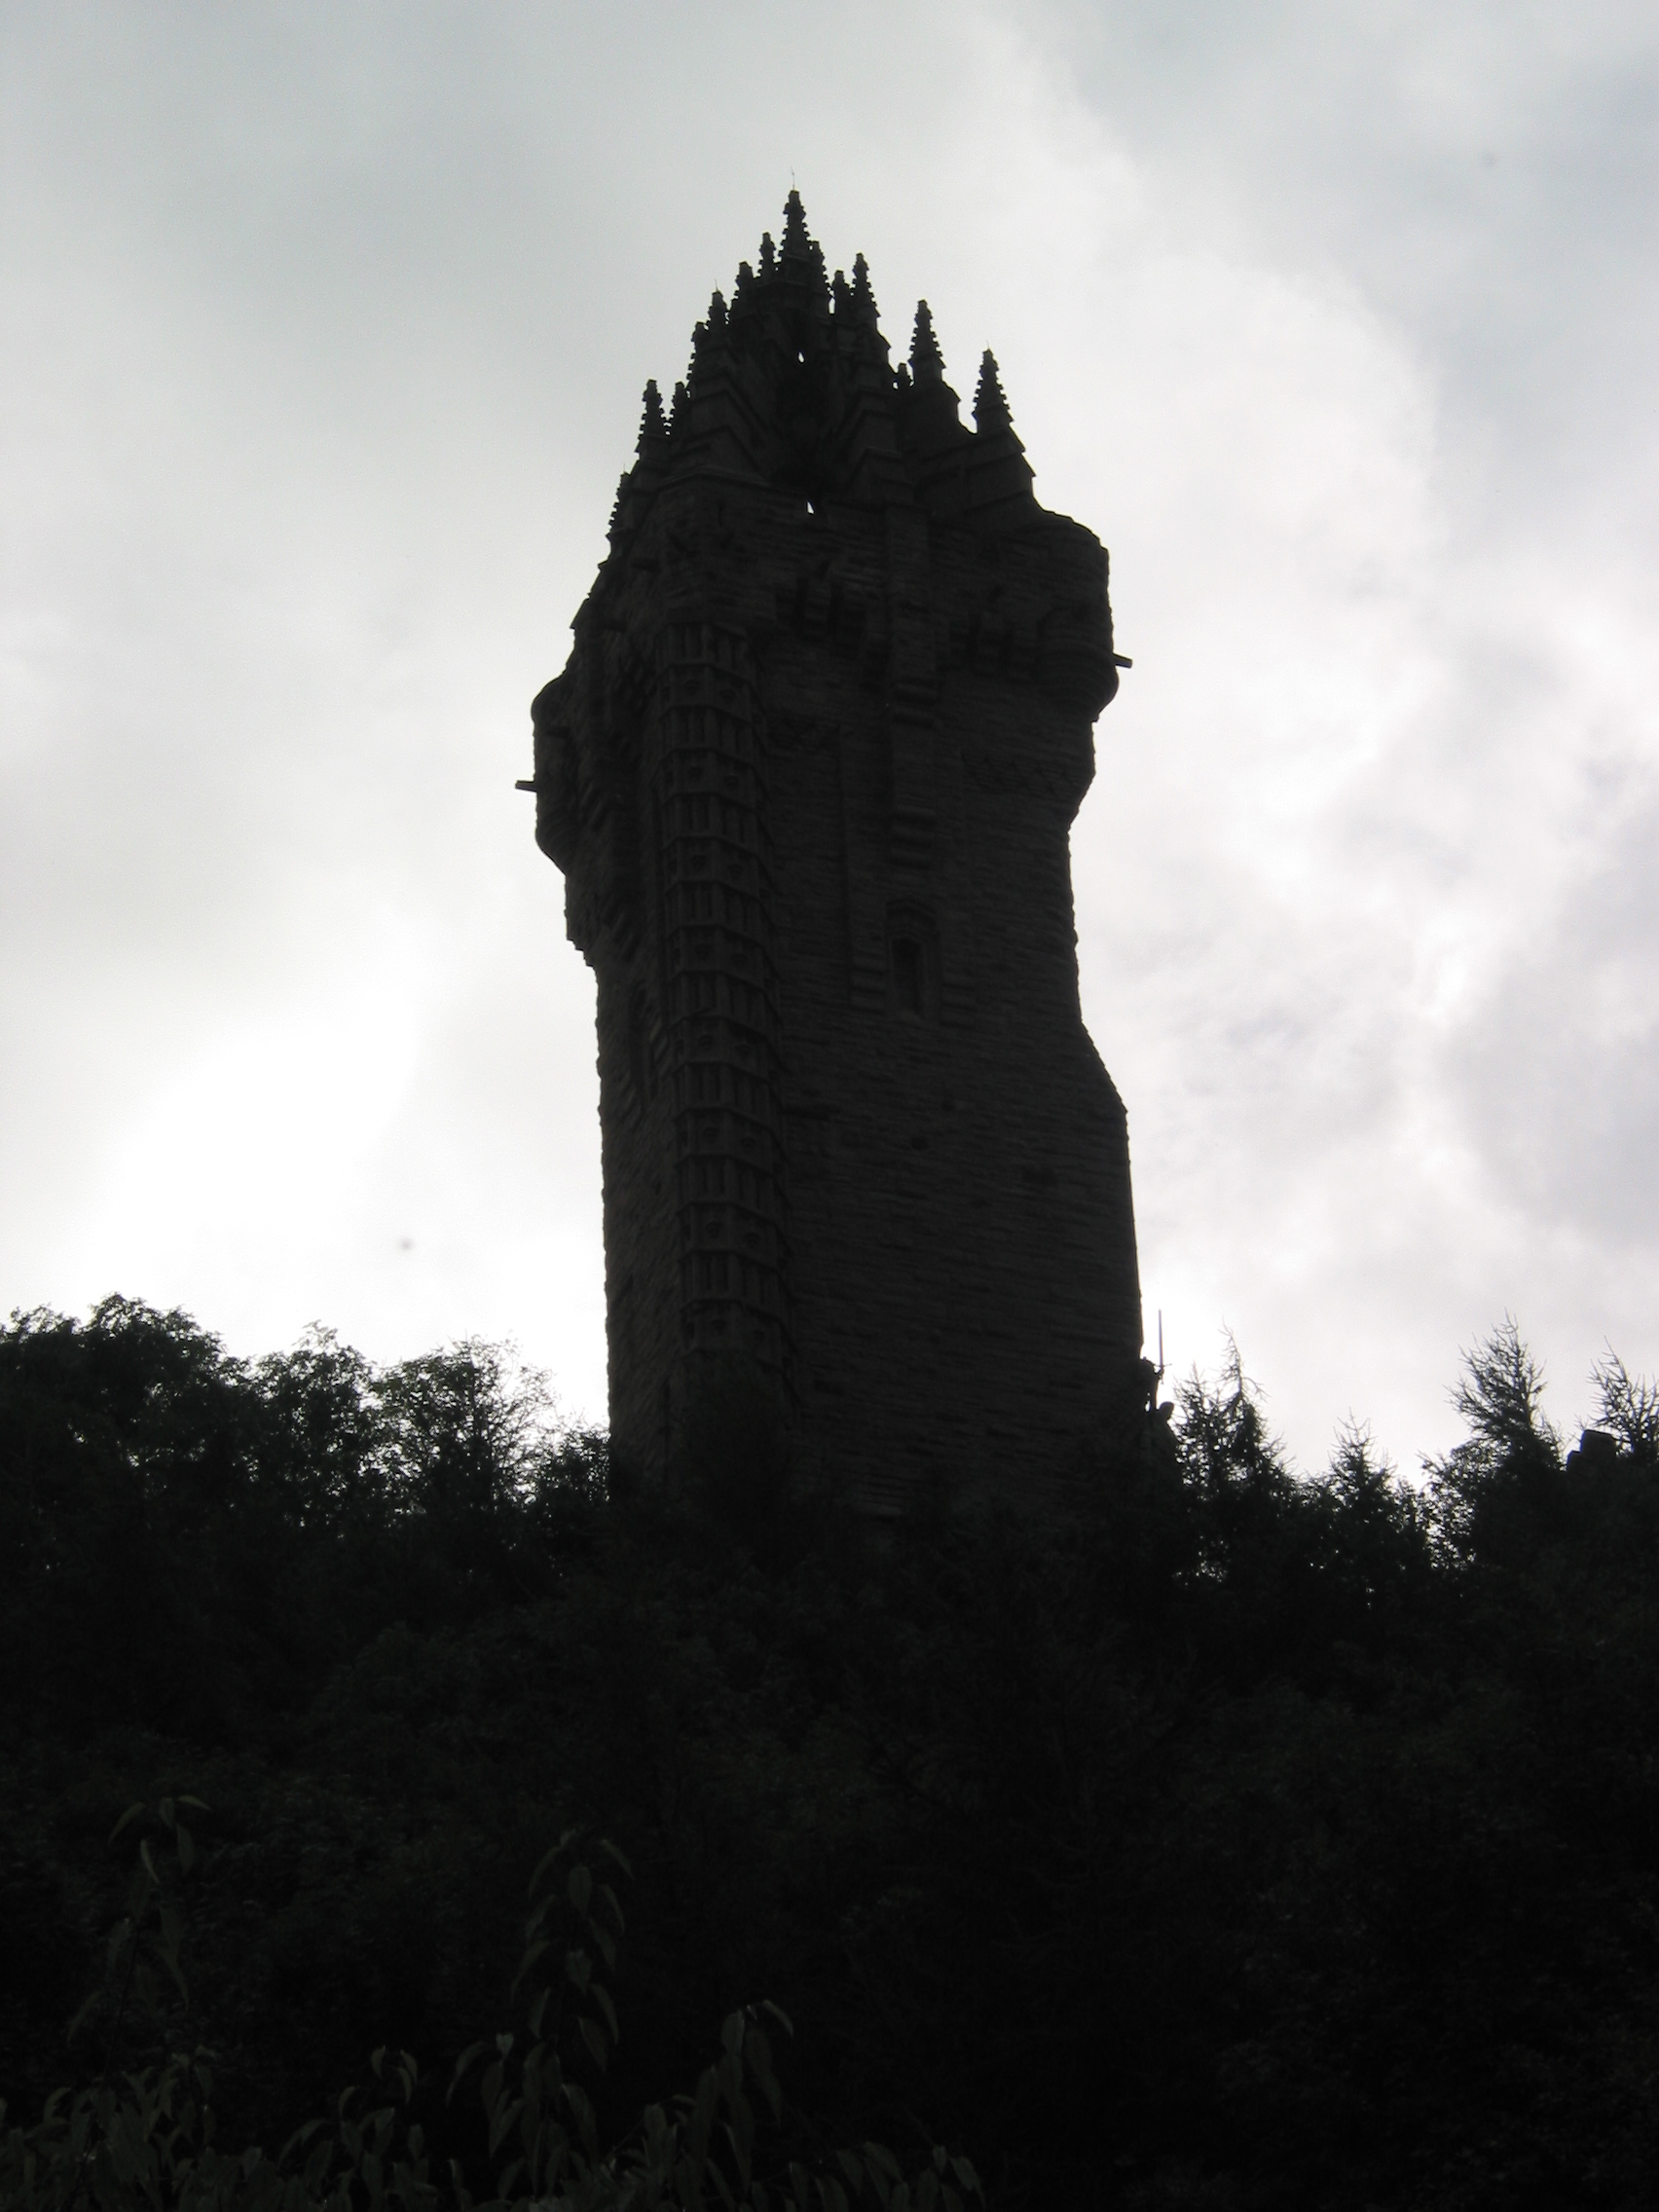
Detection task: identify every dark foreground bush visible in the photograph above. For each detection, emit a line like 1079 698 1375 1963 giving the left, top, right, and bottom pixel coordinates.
3 1300 1658 2208
2 1798 978 2211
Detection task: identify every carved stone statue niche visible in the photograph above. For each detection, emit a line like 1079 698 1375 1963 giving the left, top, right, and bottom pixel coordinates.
527 194 1143 1511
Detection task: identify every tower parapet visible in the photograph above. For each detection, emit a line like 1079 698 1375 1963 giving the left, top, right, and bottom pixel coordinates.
530 194 1142 1509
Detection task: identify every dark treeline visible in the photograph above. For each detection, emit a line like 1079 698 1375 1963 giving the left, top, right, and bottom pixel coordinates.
3 1297 1658 2207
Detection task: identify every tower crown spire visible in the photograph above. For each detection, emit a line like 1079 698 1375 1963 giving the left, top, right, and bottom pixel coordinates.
608 214 1046 528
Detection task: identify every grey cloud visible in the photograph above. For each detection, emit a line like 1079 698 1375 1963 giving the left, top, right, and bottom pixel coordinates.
3 0 1654 1456
1453 784 1659 1243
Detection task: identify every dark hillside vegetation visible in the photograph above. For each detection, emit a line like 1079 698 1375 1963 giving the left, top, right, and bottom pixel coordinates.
3 1298 1658 2208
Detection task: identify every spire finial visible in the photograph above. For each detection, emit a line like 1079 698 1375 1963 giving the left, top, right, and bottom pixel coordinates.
973 349 1012 434
782 187 810 258
669 380 689 439
851 252 876 316
910 301 945 385
637 379 668 455
688 292 723 387
758 231 777 278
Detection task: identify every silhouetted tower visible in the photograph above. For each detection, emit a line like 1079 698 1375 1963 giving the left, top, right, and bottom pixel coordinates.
528 196 1142 1509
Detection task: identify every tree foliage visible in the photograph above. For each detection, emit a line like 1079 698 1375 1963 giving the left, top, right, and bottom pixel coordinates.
3 1299 1658 2208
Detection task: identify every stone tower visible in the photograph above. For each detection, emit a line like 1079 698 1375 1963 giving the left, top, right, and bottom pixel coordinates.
527 195 1142 1511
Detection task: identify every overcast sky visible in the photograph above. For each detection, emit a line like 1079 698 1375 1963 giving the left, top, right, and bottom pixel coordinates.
4 0 1656 1466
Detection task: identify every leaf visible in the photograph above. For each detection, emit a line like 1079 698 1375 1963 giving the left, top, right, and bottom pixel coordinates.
480 2058 503 2119
692 2067 719 2137
566 1864 594 1915
487 2094 525 2157
527 1827 580 1900
578 2015 608 2071
159 1940 189 2004
448 2043 486 2104
510 1938 551 2000
278 2118 324 2163
111 1801 146 1844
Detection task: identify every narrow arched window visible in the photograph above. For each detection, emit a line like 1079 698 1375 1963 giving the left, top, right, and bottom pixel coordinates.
892 937 924 1015
887 903 940 1023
